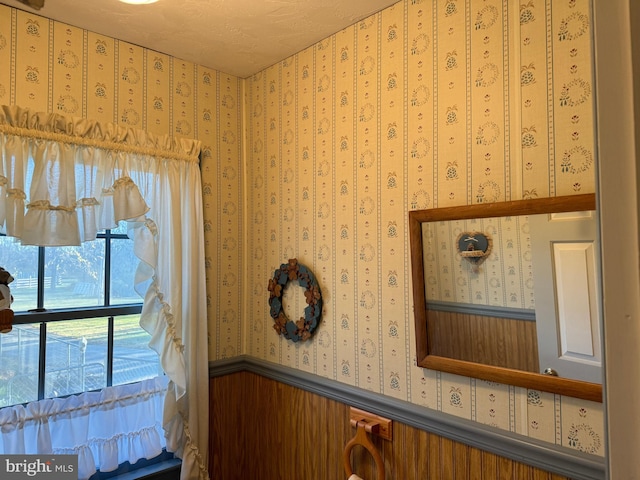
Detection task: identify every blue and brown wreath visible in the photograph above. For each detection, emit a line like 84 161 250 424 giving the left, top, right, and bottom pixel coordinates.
267 258 322 342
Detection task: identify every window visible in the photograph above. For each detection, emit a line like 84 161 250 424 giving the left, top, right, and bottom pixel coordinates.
0 106 208 479
0 223 162 408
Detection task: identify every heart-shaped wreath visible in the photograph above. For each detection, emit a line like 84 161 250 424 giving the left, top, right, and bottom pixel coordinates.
267 258 322 342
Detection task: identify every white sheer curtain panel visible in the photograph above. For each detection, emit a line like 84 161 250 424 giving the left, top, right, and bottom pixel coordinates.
0 376 168 480
0 105 209 480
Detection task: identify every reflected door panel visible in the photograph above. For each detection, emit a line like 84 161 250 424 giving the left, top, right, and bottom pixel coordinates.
530 209 601 383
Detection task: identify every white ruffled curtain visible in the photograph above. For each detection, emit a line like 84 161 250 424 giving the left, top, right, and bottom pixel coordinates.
0 377 168 480
0 105 209 480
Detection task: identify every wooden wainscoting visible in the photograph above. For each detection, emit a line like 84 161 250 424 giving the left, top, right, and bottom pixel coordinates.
427 309 539 373
209 371 570 480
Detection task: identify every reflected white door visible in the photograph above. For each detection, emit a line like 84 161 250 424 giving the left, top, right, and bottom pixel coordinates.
530 210 602 384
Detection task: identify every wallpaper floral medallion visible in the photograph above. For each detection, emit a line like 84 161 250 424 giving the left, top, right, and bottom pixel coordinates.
0 0 603 459
0 1 243 376
246 0 602 456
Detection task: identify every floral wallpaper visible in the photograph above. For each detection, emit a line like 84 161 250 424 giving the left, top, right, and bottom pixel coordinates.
0 3 244 393
245 0 603 456
0 0 604 459
423 215 534 308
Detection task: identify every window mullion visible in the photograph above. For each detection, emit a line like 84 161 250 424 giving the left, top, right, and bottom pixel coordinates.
38 322 46 400
37 245 46 401
104 231 111 306
107 316 114 387
37 247 45 310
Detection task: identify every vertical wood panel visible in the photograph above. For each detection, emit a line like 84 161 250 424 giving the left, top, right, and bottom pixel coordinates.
428 431 440 479
482 451 498 479
428 310 539 372
532 468 551 480
395 423 411 480
469 447 483 480
454 441 470 480
514 462 531 480
382 420 396 480
308 390 322 479
498 456 514 480
416 426 429 479
210 372 572 480
441 436 455 479
209 372 246 480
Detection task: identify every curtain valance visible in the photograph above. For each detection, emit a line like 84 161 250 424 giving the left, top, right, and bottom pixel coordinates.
0 105 200 162
0 105 201 246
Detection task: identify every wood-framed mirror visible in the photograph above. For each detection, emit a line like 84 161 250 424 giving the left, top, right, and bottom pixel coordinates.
409 193 602 402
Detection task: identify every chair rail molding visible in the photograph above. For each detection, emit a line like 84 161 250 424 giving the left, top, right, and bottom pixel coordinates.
209 356 604 480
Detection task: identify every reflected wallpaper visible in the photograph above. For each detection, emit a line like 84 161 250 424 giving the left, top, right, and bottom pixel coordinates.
423 215 534 309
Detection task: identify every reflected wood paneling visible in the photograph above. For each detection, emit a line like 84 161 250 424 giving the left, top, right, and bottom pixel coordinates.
410 193 603 401
427 310 539 373
209 372 570 480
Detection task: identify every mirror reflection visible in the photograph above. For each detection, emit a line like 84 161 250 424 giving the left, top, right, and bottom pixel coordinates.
410 194 602 401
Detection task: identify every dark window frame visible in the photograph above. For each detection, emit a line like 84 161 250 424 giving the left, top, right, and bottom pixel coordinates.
4 230 144 402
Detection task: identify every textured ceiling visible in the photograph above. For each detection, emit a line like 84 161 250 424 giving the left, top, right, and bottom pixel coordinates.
0 0 400 78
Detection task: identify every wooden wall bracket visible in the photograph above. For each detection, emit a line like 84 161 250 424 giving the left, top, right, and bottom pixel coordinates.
349 407 392 441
